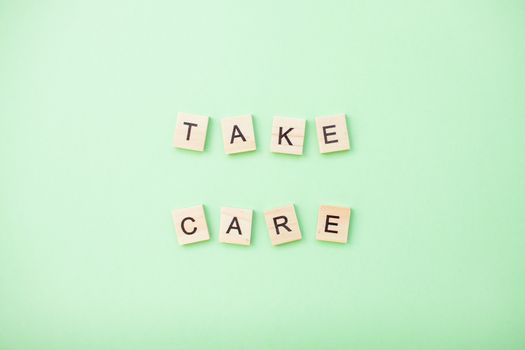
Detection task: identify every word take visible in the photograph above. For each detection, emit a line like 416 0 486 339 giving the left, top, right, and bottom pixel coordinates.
173 113 350 155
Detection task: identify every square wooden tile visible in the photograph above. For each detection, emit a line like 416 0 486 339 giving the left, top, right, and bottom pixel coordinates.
219 207 253 246
315 114 350 153
172 205 210 245
264 204 302 246
316 205 351 243
221 114 256 154
173 112 209 151
271 116 306 155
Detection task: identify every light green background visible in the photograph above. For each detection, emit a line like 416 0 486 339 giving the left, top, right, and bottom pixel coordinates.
1 1 524 349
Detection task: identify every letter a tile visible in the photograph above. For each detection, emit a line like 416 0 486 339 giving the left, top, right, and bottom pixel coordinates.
271 117 306 155
172 205 210 245
316 205 351 243
315 114 350 153
173 112 209 151
264 204 302 246
221 114 256 154
219 207 253 246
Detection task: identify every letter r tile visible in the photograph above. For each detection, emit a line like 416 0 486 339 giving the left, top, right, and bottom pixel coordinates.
172 205 210 245
173 112 209 151
264 204 302 246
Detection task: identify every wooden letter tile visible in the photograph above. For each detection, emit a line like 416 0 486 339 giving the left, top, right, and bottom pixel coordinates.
219 207 253 246
271 116 306 155
315 114 350 153
221 114 256 154
264 204 302 246
172 205 210 245
316 205 351 243
173 112 209 151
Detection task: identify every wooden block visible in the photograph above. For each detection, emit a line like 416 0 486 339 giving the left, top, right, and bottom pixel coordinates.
172 205 210 245
264 204 302 246
316 205 351 243
173 112 209 151
315 114 350 153
221 114 256 154
219 207 253 246
271 116 306 155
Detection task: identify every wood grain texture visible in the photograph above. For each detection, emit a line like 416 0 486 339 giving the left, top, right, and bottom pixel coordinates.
219 207 253 246
271 116 306 155
172 205 210 245
173 112 209 151
315 114 350 153
264 204 302 245
221 114 257 154
316 205 351 243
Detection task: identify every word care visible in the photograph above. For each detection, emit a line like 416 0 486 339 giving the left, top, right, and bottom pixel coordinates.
173 113 350 155
172 204 351 246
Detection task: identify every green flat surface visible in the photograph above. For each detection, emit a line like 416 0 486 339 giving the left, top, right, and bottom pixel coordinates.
1 1 524 349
